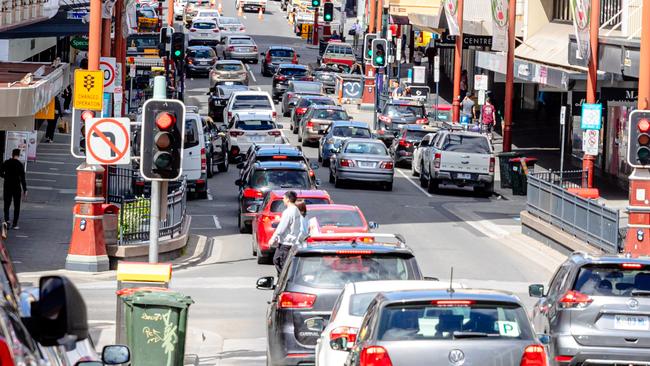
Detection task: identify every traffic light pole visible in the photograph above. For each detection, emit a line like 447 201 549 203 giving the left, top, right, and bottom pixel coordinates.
149 76 167 263
312 7 319 46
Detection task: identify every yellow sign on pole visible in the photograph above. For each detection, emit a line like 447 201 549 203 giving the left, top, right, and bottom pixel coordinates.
301 24 313 39
73 70 104 110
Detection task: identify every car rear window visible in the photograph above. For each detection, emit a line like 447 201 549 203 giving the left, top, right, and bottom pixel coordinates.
302 98 335 107
344 142 388 155
333 126 371 138
234 120 276 130
294 83 322 94
218 17 240 24
574 264 650 296
233 95 272 110
189 49 215 58
385 105 425 118
280 68 308 76
306 208 364 227
406 130 429 140
193 22 215 29
250 170 310 189
441 135 491 154
313 109 347 120
326 45 354 55
230 38 253 45
292 254 411 288
217 86 247 97
270 198 330 212
215 63 243 71
270 49 295 58
198 11 219 17
377 302 533 341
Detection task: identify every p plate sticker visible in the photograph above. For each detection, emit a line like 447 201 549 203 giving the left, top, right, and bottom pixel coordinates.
497 321 520 337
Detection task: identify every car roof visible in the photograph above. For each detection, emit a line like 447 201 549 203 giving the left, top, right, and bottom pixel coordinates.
343 138 384 144
187 45 214 50
300 95 332 101
268 189 330 199
294 241 414 255
306 204 359 211
345 280 462 295
192 17 217 23
568 252 650 265
279 63 308 69
231 91 271 97
331 120 369 128
402 124 437 131
444 130 486 137
311 104 345 110
254 161 308 170
377 288 521 304
216 59 244 65
387 99 424 106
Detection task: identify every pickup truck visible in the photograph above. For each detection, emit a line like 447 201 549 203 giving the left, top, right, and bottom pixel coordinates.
319 41 356 67
236 0 267 12
420 129 495 195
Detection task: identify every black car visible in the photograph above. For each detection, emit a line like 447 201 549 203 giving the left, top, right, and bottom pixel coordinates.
208 84 249 122
236 161 316 233
237 144 313 181
185 46 217 77
203 117 229 177
256 234 424 366
261 46 299 77
280 81 324 118
376 100 428 146
389 124 438 167
272 64 313 100
290 95 336 132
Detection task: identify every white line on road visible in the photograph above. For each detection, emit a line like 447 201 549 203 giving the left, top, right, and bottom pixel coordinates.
245 64 257 83
207 191 214 200
396 169 433 198
213 215 222 229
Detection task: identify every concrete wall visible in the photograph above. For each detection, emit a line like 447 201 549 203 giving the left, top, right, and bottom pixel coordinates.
0 37 56 61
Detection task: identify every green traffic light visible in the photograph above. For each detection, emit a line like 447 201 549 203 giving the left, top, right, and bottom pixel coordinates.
375 56 384 64
325 15 332 20
174 50 182 57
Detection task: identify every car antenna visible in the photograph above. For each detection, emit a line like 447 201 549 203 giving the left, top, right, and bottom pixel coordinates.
447 267 455 294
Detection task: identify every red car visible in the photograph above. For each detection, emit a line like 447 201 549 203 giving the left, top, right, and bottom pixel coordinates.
252 190 333 264
304 204 374 234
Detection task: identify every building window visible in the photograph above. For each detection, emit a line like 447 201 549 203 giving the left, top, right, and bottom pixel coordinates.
552 0 622 28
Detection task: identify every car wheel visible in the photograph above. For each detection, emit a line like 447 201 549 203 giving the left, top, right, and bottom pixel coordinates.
298 134 303 143
218 154 229 172
318 151 322 162
384 182 393 191
329 170 335 183
419 167 428 188
293 125 299 134
206 156 214 178
475 183 494 198
253 58 259 64
197 190 208 199
427 177 439 193
252 239 257 256
238 213 248 233
334 174 343 188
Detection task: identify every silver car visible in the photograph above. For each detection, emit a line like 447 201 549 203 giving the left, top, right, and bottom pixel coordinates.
343 289 549 366
529 253 650 365
224 35 259 63
328 138 394 190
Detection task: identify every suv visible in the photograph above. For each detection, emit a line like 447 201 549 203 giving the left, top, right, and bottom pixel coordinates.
376 100 428 146
184 108 209 199
298 105 349 146
256 233 424 366
261 46 299 77
529 253 650 365
272 65 313 101
389 124 438 167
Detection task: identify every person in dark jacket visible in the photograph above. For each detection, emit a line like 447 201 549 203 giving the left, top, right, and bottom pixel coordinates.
45 96 63 142
0 149 27 229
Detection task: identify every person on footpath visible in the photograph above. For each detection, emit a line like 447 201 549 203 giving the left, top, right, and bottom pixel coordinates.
480 97 496 134
45 95 63 143
0 149 27 230
460 92 476 125
349 20 361 48
270 191 302 274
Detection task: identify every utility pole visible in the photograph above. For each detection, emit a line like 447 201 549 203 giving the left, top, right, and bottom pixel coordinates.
625 0 650 254
581 0 600 187
502 0 516 151
451 0 464 123
149 76 167 263
312 7 320 46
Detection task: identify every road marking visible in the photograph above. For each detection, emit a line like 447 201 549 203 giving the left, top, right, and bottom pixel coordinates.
207 191 214 200
396 169 433 198
28 186 77 194
245 64 257 83
212 215 222 229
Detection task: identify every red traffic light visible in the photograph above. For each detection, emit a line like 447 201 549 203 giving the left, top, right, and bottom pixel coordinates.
639 118 650 133
155 112 176 130
81 110 95 122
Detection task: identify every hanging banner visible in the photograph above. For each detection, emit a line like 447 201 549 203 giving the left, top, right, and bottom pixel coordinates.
570 0 590 66
443 0 460 36
490 0 508 52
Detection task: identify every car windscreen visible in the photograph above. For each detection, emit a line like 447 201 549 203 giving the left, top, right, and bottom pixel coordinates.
406 130 429 140
377 302 533 341
183 118 200 148
234 120 276 130
193 22 215 29
270 198 330 212
326 45 354 55
313 109 347 120
344 142 388 155
217 86 247 97
441 135 491 154
333 126 371 138
270 49 295 58
280 68 308 76
250 170 310 189
229 38 254 45
306 208 363 227
127 36 157 48
138 8 155 17
302 98 334 107
385 104 425 118
215 63 243 71
188 49 215 58
232 96 272 110
573 264 650 297
292 254 411 288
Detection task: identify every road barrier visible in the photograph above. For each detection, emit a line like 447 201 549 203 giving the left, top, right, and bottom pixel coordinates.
526 170 621 253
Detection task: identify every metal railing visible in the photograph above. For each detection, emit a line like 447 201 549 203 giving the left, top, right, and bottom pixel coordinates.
526 171 620 253
107 166 137 203
117 181 187 245
528 169 586 189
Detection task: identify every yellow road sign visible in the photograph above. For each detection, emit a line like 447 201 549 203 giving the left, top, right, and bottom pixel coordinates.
73 70 103 110
301 24 313 39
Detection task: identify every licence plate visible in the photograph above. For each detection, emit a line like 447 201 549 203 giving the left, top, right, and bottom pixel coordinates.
237 47 249 52
615 315 649 330
249 135 264 142
358 161 376 168
457 173 471 180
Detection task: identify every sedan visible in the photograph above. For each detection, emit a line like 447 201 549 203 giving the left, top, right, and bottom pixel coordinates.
227 116 285 158
290 95 336 132
216 16 246 37
318 121 372 167
209 60 249 87
272 65 314 101
184 46 217 76
389 124 438 167
329 138 394 191
208 84 249 122
224 35 259 63
261 46 298 77
280 80 323 117
305 204 374 234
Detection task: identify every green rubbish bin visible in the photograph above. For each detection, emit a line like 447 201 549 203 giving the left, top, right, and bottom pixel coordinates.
497 152 521 188
510 157 538 196
122 290 194 366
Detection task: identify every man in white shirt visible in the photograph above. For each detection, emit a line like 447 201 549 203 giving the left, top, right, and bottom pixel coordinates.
270 191 302 274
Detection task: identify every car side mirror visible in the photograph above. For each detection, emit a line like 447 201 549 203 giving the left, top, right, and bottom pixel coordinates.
256 276 275 290
260 52 265 56
310 162 319 170
246 204 259 213
289 101 297 107
315 178 322 186
29 276 88 347
528 284 545 298
297 54 301 57
102 345 131 365
329 336 352 352
368 221 379 230
537 334 550 345
427 111 436 118
413 141 420 147
233 155 244 163
235 179 243 186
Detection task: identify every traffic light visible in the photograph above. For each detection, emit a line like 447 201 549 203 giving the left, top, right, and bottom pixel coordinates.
70 109 99 158
628 110 650 168
363 33 377 61
159 26 173 57
371 39 387 68
323 2 334 22
141 99 186 180
171 32 185 62
311 0 320 7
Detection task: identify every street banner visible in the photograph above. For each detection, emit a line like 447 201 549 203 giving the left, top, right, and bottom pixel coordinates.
443 0 460 36
570 0 590 66
490 0 508 52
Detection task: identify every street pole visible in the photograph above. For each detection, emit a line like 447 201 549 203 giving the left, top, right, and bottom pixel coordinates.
312 7 319 46
88 0 102 70
149 75 166 263
624 0 650 254
168 0 174 26
581 0 600 187
434 55 440 121
114 0 127 116
559 105 566 182
102 19 112 56
502 0 516 151
451 0 464 123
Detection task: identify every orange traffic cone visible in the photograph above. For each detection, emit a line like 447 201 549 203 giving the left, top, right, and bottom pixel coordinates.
238 4 243 16
258 7 263 19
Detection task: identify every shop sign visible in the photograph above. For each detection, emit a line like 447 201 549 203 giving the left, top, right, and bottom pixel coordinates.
71 37 89 51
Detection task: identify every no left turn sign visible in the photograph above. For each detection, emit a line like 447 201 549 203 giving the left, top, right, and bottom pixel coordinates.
85 117 131 165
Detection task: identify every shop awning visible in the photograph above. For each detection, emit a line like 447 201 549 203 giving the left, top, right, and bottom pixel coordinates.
0 6 88 39
408 6 491 36
514 22 585 72
407 12 443 33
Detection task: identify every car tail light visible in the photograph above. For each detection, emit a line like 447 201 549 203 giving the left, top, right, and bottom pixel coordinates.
187 59 194 65
213 28 220 32
301 76 314 81
272 111 277 119
190 28 197 32
433 152 441 169
227 46 235 51
268 130 282 137
243 188 264 199
520 345 547 366
296 107 307 115
231 146 240 156
377 129 385 135
262 214 281 223
265 53 272 63
276 75 287 81
621 263 643 269
555 355 573 364
227 112 233 120
378 115 391 123
239 26 246 31
340 159 355 167
272 155 287 159
292 53 298 63
559 290 592 308
380 161 393 169
360 346 393 366
489 157 495 173
201 148 207 171
398 139 411 148
416 118 428 124
336 250 373 254
278 292 316 309
229 131 244 137
432 300 475 306
306 120 314 129
253 46 258 52
330 326 359 346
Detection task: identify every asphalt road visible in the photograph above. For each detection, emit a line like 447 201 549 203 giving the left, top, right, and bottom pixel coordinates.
75 1 567 365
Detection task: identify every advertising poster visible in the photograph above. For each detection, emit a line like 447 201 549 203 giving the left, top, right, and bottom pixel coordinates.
490 0 508 52
443 0 460 36
4 131 29 170
570 0 591 66
27 131 37 161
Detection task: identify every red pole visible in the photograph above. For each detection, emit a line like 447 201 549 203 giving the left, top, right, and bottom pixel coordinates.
451 0 464 123
168 0 174 26
368 0 376 32
312 7 319 45
88 0 102 70
581 0 600 187
502 0 516 152
101 19 112 57
114 0 126 116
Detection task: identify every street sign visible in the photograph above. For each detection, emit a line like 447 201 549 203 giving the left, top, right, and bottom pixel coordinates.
129 64 136 78
560 105 566 125
433 56 440 83
474 74 488 90
580 103 602 130
396 38 402 61
85 117 131 165
478 89 486 105
412 66 426 84
100 57 117 93
73 70 104 110
582 129 599 155
113 87 123 117
410 86 430 99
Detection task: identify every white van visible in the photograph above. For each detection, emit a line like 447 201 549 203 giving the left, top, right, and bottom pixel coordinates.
183 108 209 199
222 91 276 126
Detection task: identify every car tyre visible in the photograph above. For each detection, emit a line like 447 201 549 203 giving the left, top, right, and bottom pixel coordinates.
292 125 299 134
322 158 330 167
427 177 439 193
334 175 343 188
298 134 303 143
238 214 250 233
329 170 335 183
419 169 428 188
218 151 229 172
206 156 214 178
197 190 208 199
384 182 393 191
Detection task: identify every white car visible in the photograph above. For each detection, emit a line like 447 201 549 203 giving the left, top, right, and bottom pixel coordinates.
173 0 186 20
188 18 220 45
194 8 220 21
223 91 276 125
226 114 285 157
216 16 246 37
411 132 436 177
315 280 465 366
183 108 209 199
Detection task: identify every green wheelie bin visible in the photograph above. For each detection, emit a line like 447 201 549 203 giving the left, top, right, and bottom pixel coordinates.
497 152 521 188
122 290 194 366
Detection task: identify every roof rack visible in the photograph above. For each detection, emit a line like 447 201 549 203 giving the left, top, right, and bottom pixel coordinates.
304 233 407 247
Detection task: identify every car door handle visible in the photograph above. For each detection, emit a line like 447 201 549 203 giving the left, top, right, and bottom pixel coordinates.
461 155 470 158
461 161 469 164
